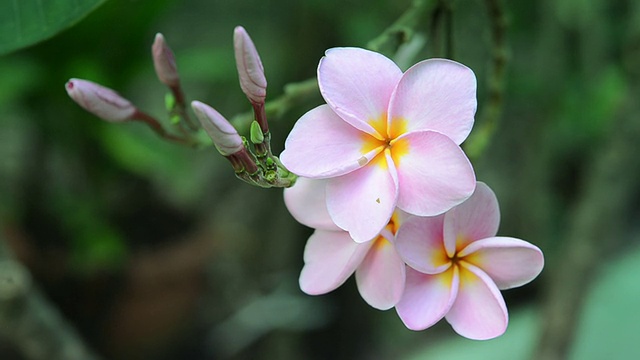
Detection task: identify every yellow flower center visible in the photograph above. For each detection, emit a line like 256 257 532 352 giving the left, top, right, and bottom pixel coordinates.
361 115 410 169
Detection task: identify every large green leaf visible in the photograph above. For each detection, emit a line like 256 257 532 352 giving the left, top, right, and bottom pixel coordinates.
0 0 106 56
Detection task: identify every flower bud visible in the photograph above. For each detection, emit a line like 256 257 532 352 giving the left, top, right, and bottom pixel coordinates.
152 33 180 88
65 78 135 122
234 26 267 105
191 101 243 156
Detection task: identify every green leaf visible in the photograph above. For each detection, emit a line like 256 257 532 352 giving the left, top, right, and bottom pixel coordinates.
0 0 107 56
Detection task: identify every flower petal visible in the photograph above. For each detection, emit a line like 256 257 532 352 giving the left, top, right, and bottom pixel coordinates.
393 131 476 217
318 47 403 138
395 215 450 274
283 177 340 231
388 59 477 145
280 104 381 178
355 237 406 310
299 230 373 295
443 182 500 252
445 262 508 340
326 150 398 243
459 237 544 290
396 266 459 331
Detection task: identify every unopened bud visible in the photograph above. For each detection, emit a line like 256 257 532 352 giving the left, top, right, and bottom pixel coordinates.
152 33 180 88
191 101 243 156
234 26 267 105
65 78 136 122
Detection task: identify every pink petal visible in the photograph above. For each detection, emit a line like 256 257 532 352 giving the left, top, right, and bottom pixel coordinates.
458 237 544 290
280 104 381 178
355 237 406 310
445 262 508 340
318 48 403 138
299 230 373 295
326 150 398 243
396 266 459 331
388 59 477 145
393 131 476 217
394 215 451 274
443 181 500 253
283 177 340 231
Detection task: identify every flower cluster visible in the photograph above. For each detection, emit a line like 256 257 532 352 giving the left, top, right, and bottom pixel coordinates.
282 48 543 339
65 24 544 340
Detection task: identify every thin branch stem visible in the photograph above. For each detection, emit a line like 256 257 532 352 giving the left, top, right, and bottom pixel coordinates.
368 0 438 58
169 83 199 131
464 0 508 160
0 240 101 360
131 110 196 146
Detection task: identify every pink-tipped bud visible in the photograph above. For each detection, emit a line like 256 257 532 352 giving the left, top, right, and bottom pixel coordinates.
152 33 180 88
234 26 267 105
191 101 244 156
65 78 136 122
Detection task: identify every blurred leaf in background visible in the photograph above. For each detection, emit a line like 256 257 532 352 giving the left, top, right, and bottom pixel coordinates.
0 0 107 55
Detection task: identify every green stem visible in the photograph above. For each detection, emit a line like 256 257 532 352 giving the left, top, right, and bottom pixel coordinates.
463 0 508 161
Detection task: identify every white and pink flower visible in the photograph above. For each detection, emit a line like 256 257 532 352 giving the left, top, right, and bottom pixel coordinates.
394 182 544 340
285 177 407 310
280 48 477 242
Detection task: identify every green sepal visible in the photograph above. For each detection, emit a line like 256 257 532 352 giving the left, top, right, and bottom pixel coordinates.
165 92 176 111
250 121 264 144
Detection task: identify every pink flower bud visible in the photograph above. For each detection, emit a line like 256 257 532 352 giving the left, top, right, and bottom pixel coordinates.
191 101 244 156
152 33 180 88
234 26 267 105
65 78 136 122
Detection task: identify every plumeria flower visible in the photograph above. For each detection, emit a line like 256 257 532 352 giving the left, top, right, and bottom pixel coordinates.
285 177 407 310
280 48 477 243
394 182 544 340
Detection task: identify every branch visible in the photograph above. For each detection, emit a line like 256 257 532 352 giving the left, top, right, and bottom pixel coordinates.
230 78 319 134
0 238 101 360
464 0 509 160
367 0 437 58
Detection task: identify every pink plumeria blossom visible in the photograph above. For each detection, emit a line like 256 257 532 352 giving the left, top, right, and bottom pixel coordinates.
285 177 407 310
394 182 544 340
280 48 477 242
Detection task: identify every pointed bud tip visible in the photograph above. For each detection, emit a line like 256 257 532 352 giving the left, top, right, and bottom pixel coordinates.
234 26 246 36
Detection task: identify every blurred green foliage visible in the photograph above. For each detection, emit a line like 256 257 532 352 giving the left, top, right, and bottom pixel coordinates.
0 0 639 359
0 0 106 55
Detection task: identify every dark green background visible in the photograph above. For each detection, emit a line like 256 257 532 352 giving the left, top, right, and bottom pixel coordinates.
1 0 639 359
